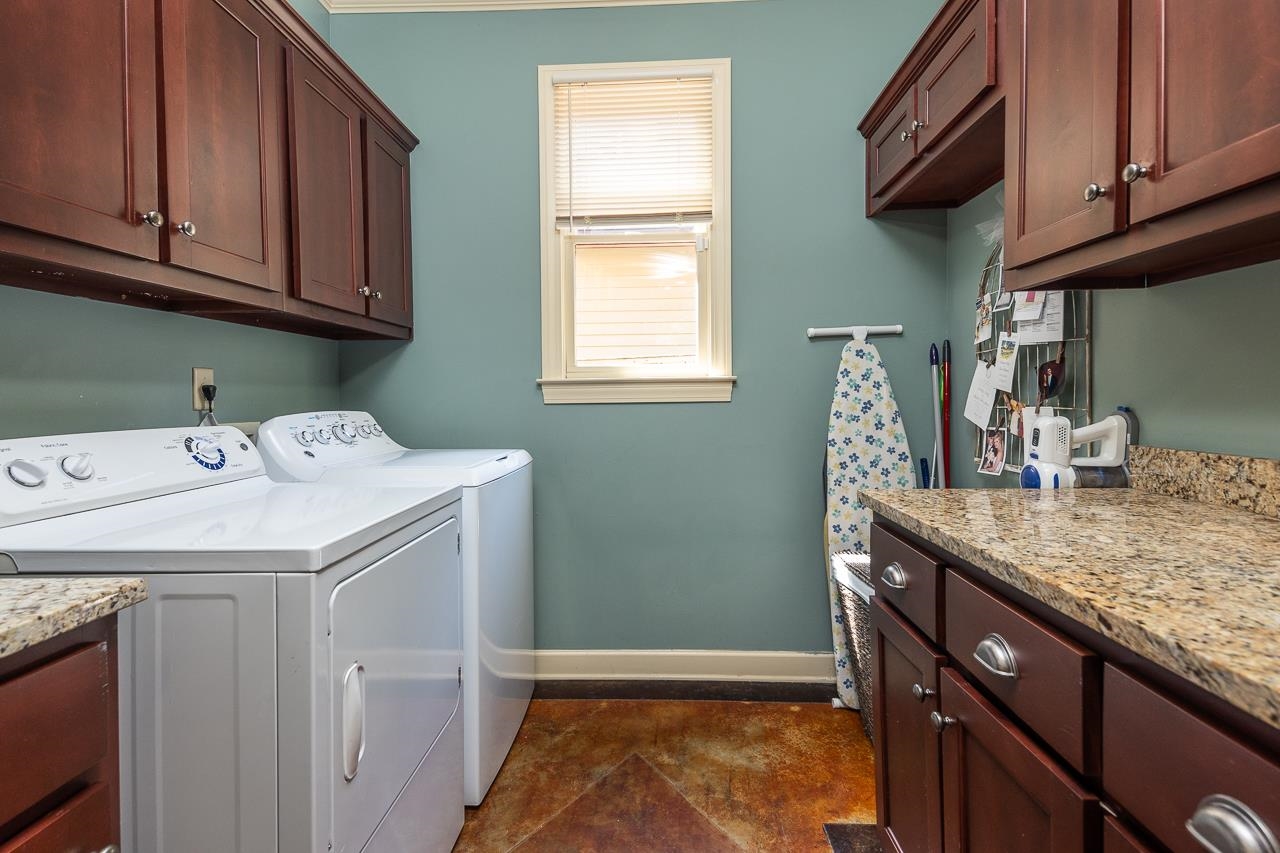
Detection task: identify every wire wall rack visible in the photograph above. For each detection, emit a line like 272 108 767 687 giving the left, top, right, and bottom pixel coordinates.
973 244 1092 477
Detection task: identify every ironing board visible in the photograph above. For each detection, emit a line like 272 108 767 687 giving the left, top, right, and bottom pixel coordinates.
824 336 915 708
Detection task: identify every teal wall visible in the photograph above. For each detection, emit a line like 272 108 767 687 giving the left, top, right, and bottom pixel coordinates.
0 288 339 438
288 0 330 41
331 0 948 652
945 184 1280 488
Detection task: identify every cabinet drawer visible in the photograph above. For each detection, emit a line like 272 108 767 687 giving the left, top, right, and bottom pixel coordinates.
945 570 1099 775
0 783 113 853
867 87 918 200
871 523 945 642
915 0 995 153
1103 665 1280 853
1103 815 1155 853
0 643 111 828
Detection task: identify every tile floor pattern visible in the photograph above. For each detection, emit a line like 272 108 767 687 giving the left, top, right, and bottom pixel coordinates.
454 699 878 852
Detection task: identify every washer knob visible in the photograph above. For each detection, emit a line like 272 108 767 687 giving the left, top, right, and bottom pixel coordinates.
371 424 383 437
60 453 95 481
6 459 48 488
295 430 315 447
356 424 372 438
334 423 357 444
315 428 333 445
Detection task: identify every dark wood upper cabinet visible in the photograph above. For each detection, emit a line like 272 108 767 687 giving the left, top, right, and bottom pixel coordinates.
939 667 1098 853
915 0 994 154
287 46 368 317
874 600 946 853
1004 0 1127 269
868 88 919 201
363 119 414 328
0 0 160 260
158 0 287 294
1127 0 1280 224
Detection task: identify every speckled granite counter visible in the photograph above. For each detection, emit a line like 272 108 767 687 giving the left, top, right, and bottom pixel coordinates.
0 577 147 659
859 488 1280 727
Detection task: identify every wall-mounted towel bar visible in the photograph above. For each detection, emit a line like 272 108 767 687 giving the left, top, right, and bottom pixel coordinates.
806 324 904 341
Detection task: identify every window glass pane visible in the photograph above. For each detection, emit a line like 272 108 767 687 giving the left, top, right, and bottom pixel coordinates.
573 242 699 367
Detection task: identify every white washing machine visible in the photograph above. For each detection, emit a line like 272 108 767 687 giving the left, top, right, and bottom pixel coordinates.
257 411 533 805
0 426 465 853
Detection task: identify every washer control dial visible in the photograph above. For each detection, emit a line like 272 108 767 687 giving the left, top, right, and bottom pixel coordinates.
295 429 315 447
6 459 48 488
334 423 357 444
356 424 372 438
315 428 333 445
184 435 227 470
371 424 384 437
60 453 95 481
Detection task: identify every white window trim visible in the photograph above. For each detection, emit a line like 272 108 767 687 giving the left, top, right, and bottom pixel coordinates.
537 58 733 404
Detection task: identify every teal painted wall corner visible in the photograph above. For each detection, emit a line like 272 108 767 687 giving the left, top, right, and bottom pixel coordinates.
945 183 1280 490
288 0 330 42
331 0 949 653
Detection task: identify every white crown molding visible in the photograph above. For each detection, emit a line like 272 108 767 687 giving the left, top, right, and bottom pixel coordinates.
321 0 756 13
534 649 836 683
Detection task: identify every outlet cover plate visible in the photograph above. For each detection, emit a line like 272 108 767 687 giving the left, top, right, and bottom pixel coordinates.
192 367 214 411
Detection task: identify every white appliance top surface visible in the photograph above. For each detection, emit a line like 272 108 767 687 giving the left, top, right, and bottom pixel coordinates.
0 475 462 575
257 411 530 487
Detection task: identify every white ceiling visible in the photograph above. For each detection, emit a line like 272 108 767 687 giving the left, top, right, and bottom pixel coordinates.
322 0 756 13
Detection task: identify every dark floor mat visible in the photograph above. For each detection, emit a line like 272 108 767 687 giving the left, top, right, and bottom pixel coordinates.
823 823 881 853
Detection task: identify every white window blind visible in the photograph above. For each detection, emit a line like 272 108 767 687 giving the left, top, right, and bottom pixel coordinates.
554 76 714 225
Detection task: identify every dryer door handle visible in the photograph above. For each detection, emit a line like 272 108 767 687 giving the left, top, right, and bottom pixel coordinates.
342 661 366 782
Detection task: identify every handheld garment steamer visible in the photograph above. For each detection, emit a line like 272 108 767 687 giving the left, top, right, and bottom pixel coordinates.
1019 412 1132 489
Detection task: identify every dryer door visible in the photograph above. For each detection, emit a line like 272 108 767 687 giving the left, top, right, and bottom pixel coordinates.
328 516 462 853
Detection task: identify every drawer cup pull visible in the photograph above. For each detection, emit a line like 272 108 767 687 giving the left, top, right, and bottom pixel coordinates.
1187 794 1278 853
973 633 1019 679
911 682 936 702
881 561 908 590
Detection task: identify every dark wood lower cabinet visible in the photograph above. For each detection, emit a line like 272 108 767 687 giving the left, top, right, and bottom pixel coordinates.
873 600 945 853
1102 815 1155 853
939 668 1097 852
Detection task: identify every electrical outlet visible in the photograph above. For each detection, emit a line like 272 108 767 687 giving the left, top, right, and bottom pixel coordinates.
192 367 214 411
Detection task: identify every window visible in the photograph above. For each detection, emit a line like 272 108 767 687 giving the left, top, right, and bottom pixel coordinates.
537 59 733 404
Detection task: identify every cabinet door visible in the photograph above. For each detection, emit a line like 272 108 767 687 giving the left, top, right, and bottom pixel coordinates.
1128 0 1280 223
939 668 1097 853
158 0 286 293
1004 0 1126 268
868 88 919 200
915 0 996 154
0 0 160 260
287 47 367 315
873 600 945 853
363 119 413 327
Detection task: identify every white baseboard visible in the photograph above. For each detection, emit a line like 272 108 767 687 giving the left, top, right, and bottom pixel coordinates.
534 649 835 683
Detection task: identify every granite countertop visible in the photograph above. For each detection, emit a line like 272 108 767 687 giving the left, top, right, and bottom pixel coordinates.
859 488 1280 727
0 577 148 659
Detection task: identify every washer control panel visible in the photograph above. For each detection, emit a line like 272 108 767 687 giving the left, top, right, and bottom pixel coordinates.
0 426 264 528
257 412 403 482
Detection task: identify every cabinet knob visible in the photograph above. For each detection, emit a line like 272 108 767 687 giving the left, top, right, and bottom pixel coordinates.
911 119 925 132
911 683 936 702
1186 794 1279 853
880 561 908 591
374 290 383 300
1083 183 1108 203
900 129 914 142
358 286 373 297
1121 163 1150 184
141 210 165 228
973 633 1020 679
177 220 197 238
929 711 956 734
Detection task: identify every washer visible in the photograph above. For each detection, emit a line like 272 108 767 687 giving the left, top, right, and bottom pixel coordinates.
257 411 533 806
0 426 465 853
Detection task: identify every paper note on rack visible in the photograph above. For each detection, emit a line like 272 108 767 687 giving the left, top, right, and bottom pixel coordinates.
964 361 999 428
1017 291 1065 344
990 332 1019 392
1012 291 1046 321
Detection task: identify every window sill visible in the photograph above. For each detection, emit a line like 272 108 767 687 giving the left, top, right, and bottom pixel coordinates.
537 375 736 404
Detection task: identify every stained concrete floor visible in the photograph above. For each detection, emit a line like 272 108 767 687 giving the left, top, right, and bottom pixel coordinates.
453 699 878 852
